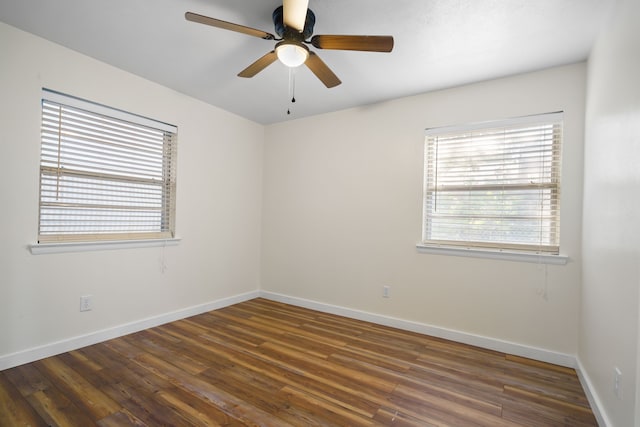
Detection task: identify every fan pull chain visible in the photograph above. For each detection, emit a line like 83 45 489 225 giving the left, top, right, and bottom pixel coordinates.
291 68 296 103
287 68 297 115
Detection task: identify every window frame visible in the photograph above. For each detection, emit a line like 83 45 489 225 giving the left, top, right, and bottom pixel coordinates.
36 89 178 246
419 112 565 262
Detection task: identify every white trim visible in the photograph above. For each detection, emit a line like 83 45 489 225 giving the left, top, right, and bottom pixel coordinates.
0 290 259 370
576 357 612 427
416 244 569 265
29 237 182 255
259 291 576 368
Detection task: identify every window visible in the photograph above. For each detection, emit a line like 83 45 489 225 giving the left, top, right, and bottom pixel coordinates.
38 90 177 243
422 112 562 255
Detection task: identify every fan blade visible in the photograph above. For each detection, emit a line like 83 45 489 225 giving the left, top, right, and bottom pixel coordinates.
238 51 279 78
305 52 341 88
185 12 275 40
283 0 309 32
311 35 394 52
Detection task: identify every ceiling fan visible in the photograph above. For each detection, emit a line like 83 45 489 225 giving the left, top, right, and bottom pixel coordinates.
185 0 394 88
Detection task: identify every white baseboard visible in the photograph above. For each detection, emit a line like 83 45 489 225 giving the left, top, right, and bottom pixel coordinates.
259 291 577 368
2 289 608 425
576 357 612 427
0 290 576 370
0 290 259 371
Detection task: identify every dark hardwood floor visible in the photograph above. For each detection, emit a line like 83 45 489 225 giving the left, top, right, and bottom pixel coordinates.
1 298 597 426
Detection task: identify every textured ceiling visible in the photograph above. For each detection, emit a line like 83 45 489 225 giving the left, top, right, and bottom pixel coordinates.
0 0 613 124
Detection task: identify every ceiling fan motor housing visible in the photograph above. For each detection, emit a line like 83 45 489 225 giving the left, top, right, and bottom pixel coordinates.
272 6 316 40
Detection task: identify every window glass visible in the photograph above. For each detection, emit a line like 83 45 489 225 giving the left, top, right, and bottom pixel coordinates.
38 90 177 243
422 112 562 254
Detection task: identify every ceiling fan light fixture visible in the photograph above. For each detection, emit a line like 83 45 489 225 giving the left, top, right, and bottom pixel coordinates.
276 42 309 67
186 5 393 89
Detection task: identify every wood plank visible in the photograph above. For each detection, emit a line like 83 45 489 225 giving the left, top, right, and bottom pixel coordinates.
279 385 379 426
105 384 198 426
374 406 439 427
503 384 593 414
34 356 122 420
391 382 514 427
204 332 383 419
0 373 48 427
2 363 53 396
330 351 502 417
27 387 99 426
96 409 147 427
501 393 598 427
124 346 296 427
163 316 399 420
199 367 336 426
120 330 210 375
155 386 248 427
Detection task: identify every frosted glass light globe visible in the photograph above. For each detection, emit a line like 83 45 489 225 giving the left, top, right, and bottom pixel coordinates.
276 43 309 67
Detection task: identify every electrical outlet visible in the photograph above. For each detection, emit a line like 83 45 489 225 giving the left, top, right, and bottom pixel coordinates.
613 367 622 399
383 285 390 298
80 295 93 312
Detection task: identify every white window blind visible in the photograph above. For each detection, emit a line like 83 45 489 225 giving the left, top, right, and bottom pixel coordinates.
422 112 562 254
38 90 178 243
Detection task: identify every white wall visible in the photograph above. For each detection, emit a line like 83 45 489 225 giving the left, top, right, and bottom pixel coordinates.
0 22 263 364
262 64 586 357
581 0 640 424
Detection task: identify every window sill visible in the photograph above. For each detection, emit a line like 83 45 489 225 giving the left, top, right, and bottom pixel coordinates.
29 238 181 255
415 244 568 265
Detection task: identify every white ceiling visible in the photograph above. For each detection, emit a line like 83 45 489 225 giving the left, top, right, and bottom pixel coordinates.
0 0 612 124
